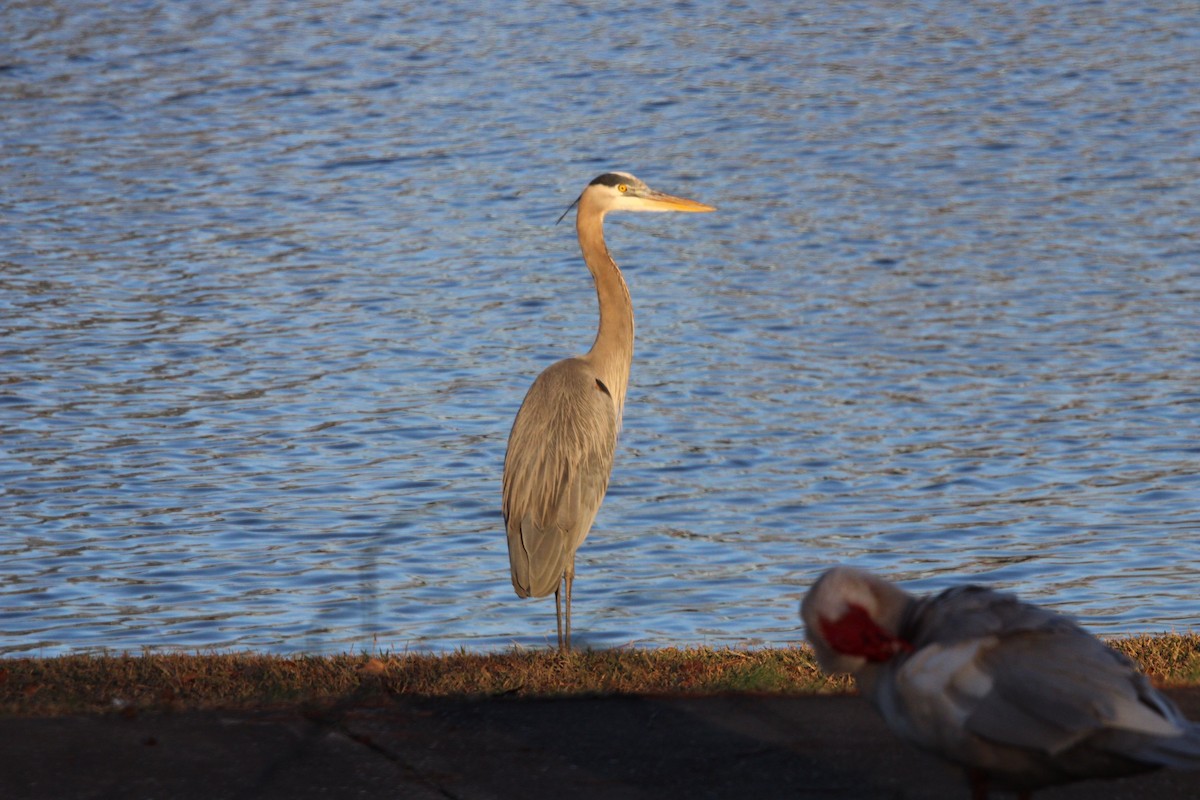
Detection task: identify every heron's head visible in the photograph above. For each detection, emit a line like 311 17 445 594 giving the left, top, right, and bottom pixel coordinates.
559 172 715 223
801 566 914 675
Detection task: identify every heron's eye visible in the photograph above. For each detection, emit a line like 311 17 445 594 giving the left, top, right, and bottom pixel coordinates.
617 184 628 193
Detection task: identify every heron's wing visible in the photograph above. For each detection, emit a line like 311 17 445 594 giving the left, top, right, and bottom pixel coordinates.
502 358 618 598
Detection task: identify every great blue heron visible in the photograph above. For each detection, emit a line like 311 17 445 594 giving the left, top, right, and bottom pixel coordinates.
502 172 715 651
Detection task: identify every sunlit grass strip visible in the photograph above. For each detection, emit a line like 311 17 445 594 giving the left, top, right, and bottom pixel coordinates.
1110 634 1200 686
0 635 1196 717
0 648 847 715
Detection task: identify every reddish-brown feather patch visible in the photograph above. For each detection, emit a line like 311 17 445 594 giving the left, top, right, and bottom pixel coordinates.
820 604 913 662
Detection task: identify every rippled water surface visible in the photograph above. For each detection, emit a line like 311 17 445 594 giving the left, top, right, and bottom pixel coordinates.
3 1 1198 655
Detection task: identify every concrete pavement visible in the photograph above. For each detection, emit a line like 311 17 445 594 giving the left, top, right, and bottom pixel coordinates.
2 690 1197 799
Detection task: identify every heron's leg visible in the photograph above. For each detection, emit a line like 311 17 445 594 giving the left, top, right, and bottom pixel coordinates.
554 582 564 651
563 557 575 652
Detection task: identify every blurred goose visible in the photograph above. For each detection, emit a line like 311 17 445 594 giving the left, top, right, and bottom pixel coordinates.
801 566 1200 799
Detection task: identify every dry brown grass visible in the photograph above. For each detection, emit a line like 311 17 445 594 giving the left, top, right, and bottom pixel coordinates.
1108 633 1200 686
1 635 1196 717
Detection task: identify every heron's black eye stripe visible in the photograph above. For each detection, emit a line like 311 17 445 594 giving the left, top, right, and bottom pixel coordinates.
594 378 611 396
589 173 628 188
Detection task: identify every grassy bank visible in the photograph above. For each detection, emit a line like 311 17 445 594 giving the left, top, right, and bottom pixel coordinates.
2 635 1197 716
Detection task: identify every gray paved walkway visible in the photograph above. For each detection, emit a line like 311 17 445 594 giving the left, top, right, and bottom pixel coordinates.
2 690 1197 799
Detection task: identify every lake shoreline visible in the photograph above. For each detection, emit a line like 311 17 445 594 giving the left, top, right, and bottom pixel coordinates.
4 636 1197 717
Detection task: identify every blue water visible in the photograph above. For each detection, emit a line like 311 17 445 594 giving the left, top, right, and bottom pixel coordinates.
2 1 1198 655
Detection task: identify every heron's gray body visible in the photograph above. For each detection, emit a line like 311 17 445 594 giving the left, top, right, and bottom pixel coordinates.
802 567 1200 798
502 172 713 651
503 357 617 599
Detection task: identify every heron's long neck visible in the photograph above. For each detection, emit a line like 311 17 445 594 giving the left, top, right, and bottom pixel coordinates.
577 210 633 422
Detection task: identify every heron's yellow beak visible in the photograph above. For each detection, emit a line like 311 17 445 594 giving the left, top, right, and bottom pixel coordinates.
641 189 716 212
